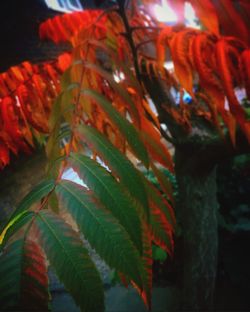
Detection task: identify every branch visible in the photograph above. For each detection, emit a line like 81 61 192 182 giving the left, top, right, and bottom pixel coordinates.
117 0 141 82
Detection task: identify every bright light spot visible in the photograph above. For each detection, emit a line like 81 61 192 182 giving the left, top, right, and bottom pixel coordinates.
44 0 83 13
152 1 177 23
152 1 199 28
62 159 110 187
184 2 200 29
164 61 174 71
161 123 167 131
96 156 111 172
62 168 87 187
113 71 125 83
224 98 230 111
15 96 21 107
146 97 158 116
224 88 247 110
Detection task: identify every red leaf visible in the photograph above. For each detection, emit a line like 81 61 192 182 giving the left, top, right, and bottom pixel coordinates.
149 198 174 255
20 240 50 311
0 75 9 98
17 84 49 133
216 39 250 142
57 53 72 72
39 11 105 44
0 140 10 168
0 97 21 142
170 29 197 97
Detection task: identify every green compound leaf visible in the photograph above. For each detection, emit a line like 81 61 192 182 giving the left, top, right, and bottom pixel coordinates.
35 210 104 312
56 180 144 289
81 89 149 167
68 153 143 254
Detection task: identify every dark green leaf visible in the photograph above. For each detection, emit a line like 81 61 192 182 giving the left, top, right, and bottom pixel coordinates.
81 89 149 167
0 179 55 234
68 153 143 254
152 245 167 262
35 210 104 312
77 124 149 218
56 180 143 288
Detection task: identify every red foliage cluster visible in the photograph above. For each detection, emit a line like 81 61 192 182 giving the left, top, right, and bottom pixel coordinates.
0 54 71 168
39 10 106 44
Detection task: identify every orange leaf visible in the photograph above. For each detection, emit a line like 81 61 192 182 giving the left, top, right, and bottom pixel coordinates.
215 39 249 141
170 29 197 96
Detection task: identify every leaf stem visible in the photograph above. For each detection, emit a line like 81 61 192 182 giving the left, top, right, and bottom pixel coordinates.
117 0 141 82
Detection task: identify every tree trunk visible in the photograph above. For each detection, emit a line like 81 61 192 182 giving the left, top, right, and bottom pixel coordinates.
175 148 218 311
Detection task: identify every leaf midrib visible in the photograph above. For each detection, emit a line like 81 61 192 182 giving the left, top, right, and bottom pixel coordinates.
59 182 112 235
70 154 142 251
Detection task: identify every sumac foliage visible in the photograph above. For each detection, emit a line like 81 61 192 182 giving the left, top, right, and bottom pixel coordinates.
0 1 249 311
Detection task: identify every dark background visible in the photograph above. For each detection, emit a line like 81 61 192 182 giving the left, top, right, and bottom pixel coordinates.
0 0 106 71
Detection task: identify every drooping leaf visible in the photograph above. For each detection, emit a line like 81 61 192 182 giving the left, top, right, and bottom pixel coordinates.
81 89 149 167
0 211 34 249
0 96 30 153
140 223 153 309
76 124 149 217
0 238 50 311
216 39 250 142
0 179 55 234
170 29 197 97
68 153 143 254
56 180 144 288
191 33 226 133
35 210 104 312
149 199 174 255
